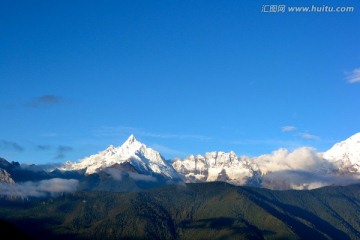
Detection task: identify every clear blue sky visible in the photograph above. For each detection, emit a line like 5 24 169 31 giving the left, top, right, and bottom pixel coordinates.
1 0 360 164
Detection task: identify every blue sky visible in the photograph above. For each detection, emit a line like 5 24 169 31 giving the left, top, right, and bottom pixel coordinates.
1 0 360 164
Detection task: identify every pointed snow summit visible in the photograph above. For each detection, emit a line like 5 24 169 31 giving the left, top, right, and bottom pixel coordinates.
126 134 136 144
61 135 178 178
323 132 360 173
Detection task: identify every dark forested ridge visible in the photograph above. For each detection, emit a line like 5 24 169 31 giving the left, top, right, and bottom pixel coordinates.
0 182 359 240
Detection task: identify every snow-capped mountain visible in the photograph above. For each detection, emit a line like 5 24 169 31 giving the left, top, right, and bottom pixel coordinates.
172 151 261 186
60 135 178 179
57 132 360 190
172 133 360 188
323 132 360 173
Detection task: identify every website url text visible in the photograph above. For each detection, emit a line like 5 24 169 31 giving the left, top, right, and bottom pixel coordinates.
261 5 355 13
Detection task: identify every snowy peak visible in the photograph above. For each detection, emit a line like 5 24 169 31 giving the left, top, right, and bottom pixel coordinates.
349 132 360 140
59 132 360 189
323 132 360 172
60 135 178 179
172 151 259 186
330 132 360 148
126 134 137 144
121 134 141 149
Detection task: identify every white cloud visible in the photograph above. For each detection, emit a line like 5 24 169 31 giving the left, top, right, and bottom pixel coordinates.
299 133 320 140
150 144 185 157
245 146 360 190
0 178 79 198
128 172 157 182
104 168 157 182
104 168 123 181
262 170 359 190
346 68 360 83
282 126 297 132
252 147 329 174
232 138 302 150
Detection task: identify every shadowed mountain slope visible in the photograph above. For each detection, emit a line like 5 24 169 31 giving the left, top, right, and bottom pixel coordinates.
0 182 359 239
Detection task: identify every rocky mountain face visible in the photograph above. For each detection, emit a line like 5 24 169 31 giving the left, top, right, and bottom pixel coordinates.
0 158 18 184
0 169 14 184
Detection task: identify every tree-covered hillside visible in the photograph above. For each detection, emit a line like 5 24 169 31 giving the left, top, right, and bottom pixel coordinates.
0 182 359 240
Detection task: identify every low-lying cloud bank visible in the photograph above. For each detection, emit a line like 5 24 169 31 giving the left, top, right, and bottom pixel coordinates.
246 147 359 190
251 147 334 174
175 146 359 190
0 178 79 198
104 168 157 182
262 170 360 190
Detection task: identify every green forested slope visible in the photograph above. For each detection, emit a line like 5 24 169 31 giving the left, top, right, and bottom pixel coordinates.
0 182 359 240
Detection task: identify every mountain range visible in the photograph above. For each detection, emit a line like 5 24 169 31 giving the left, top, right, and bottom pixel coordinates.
61 134 179 179
0 133 360 239
0 133 359 193
58 132 360 190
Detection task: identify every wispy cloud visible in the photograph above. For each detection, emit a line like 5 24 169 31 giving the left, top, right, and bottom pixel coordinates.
95 126 212 141
104 168 157 182
36 145 51 151
281 126 297 132
26 95 63 107
232 138 302 150
298 133 320 140
34 144 73 160
55 146 73 160
346 68 360 83
263 170 359 190
150 144 186 157
0 140 24 152
0 178 79 198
